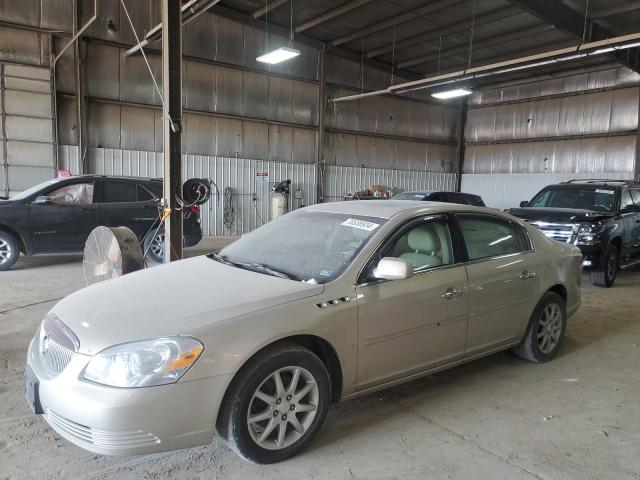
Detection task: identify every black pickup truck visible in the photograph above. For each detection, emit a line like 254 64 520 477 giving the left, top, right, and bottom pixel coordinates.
0 175 202 271
509 179 640 287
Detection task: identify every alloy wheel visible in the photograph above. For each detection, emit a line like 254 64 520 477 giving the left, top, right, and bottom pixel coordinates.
150 233 165 259
247 366 319 451
0 239 11 264
537 303 563 354
607 251 617 281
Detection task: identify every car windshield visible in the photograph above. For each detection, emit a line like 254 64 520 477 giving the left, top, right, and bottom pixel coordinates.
392 192 429 200
213 211 386 283
9 178 62 201
528 186 616 212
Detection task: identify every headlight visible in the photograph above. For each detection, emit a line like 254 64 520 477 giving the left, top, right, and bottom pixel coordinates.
576 223 603 245
83 336 204 388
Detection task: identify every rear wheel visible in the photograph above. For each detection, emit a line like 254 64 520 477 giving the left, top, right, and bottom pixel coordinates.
591 244 618 288
144 231 164 263
217 343 331 464
0 231 19 271
514 292 566 363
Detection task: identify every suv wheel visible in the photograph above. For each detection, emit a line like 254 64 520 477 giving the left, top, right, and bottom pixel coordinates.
0 231 20 271
144 232 165 263
591 244 618 288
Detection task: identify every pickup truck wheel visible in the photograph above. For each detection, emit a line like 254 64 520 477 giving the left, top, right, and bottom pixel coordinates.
144 232 165 263
514 292 566 363
0 231 19 271
591 245 618 288
217 343 331 464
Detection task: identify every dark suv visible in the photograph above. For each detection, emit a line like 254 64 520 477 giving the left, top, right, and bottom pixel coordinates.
391 190 486 206
509 179 640 287
0 175 202 270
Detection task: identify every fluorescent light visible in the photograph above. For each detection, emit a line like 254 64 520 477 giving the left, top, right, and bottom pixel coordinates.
432 88 472 99
256 47 300 64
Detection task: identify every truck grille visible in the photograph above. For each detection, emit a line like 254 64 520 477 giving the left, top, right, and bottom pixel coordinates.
45 409 160 450
39 314 79 377
528 221 578 243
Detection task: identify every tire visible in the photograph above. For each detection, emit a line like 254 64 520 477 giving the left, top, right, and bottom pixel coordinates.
143 231 165 264
216 342 331 464
591 244 618 288
514 292 566 363
0 230 20 271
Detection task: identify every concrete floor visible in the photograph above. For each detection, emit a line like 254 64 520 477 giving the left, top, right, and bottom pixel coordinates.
1 242 639 480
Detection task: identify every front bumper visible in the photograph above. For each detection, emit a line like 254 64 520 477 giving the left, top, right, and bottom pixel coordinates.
27 337 232 456
184 232 202 248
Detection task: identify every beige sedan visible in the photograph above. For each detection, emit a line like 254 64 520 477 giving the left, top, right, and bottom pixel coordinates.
25 201 582 463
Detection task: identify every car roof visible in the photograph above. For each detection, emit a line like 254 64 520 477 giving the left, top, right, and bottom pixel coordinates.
67 174 161 182
303 200 487 219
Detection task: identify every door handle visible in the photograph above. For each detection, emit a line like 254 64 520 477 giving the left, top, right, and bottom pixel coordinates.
520 270 536 280
442 287 464 299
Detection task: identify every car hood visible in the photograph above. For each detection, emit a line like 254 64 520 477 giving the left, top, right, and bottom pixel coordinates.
51 256 324 355
508 207 614 224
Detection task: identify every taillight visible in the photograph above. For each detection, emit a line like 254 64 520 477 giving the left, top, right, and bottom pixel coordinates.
189 205 200 215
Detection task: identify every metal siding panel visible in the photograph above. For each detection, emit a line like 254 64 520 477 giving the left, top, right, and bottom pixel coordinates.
0 26 47 67
85 43 120 100
184 12 216 61
120 106 156 151
183 113 216 156
7 165 53 191
243 71 268 119
184 60 216 113
268 76 293 123
293 80 318 126
242 120 269 160
292 127 316 164
216 117 243 157
215 15 245 65
216 66 243 116
610 88 639 132
6 140 53 167
268 124 293 162
119 52 161 105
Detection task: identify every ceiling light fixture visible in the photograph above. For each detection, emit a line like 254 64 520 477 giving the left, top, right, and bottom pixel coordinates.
432 88 473 99
257 46 301 64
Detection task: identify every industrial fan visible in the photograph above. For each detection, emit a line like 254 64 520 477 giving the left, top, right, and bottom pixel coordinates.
83 226 145 286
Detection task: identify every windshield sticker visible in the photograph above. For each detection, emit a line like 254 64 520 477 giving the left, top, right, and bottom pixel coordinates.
319 269 332 278
341 218 380 231
595 189 614 195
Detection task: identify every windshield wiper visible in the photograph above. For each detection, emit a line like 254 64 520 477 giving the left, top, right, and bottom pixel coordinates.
210 253 293 280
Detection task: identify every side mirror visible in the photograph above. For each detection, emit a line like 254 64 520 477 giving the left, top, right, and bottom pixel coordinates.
32 195 51 205
372 257 413 281
519 201 528 208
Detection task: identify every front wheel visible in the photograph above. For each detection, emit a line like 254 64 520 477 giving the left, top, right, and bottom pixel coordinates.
0 231 20 271
514 292 566 363
217 343 331 464
591 245 618 288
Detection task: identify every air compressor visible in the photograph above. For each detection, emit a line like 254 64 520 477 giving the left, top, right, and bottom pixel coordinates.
270 179 291 220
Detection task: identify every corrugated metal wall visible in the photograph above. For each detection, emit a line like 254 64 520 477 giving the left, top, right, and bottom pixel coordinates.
461 172 634 210
1 63 55 196
462 67 639 208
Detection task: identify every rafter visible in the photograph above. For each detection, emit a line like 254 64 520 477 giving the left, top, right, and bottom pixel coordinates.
252 0 288 19
332 0 463 47
296 0 372 33
508 0 640 72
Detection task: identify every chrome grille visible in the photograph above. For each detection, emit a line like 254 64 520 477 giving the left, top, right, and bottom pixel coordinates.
527 221 578 243
39 314 79 377
45 409 160 450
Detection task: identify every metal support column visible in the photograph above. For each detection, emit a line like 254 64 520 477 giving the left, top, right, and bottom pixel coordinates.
74 0 88 174
162 0 183 262
316 47 326 203
635 87 640 181
455 98 467 192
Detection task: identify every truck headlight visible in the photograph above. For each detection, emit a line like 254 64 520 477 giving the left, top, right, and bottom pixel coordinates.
576 224 603 245
84 336 204 388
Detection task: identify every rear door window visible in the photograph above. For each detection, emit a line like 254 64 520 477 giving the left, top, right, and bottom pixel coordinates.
457 214 521 261
464 194 485 207
47 182 94 205
99 181 138 203
138 184 156 201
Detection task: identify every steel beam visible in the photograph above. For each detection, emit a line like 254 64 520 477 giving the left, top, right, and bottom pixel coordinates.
162 0 183 262
398 23 554 69
636 88 640 181
592 2 640 19
252 0 289 19
365 6 522 59
317 47 326 202
332 0 463 47
508 0 640 72
456 99 466 190
296 0 372 33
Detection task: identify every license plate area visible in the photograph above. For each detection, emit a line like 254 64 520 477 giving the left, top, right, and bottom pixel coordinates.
25 365 44 414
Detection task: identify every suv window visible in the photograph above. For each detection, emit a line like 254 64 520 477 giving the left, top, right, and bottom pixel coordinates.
427 193 447 202
47 182 94 205
457 215 520 260
463 194 485 207
621 190 634 211
630 189 640 204
138 184 155 201
100 181 137 203
387 218 453 272
529 186 616 212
